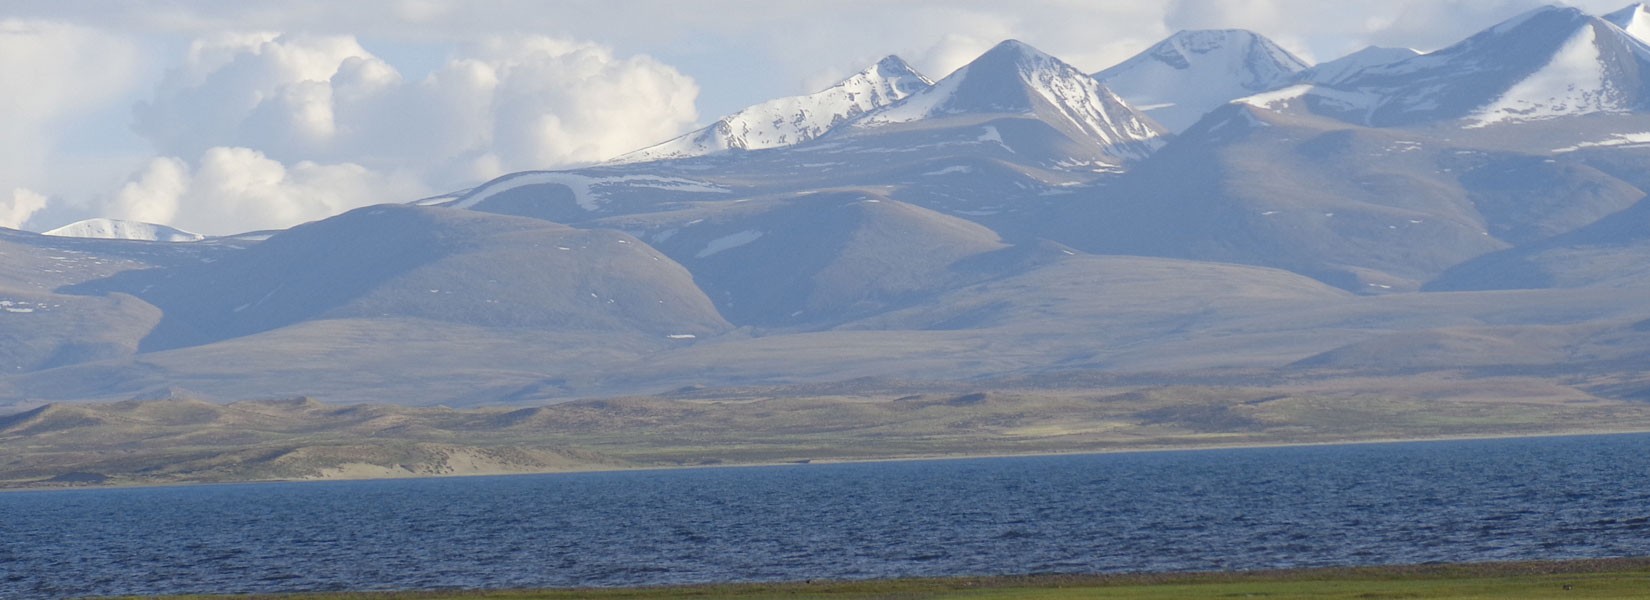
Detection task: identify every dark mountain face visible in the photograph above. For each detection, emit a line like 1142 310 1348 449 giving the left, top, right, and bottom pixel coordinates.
597 191 1010 328
0 229 227 373
1427 190 1650 291
1046 103 1647 291
69 205 730 352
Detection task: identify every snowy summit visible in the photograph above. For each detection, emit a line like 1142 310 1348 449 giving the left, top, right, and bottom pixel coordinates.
43 218 205 243
615 56 931 163
1240 6 1650 128
1095 29 1308 132
1604 2 1650 42
853 39 1166 160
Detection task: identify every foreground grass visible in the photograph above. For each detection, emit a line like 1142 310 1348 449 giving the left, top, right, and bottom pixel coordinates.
126 558 1650 599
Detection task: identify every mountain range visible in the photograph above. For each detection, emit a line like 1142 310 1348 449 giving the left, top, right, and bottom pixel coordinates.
6 3 1650 415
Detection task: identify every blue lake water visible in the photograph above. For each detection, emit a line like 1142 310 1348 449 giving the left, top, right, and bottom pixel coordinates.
4 434 1650 598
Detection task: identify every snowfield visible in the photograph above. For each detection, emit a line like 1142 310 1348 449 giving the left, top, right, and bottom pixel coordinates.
695 230 764 258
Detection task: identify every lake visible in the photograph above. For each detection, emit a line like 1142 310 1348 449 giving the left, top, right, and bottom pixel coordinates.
4 434 1650 598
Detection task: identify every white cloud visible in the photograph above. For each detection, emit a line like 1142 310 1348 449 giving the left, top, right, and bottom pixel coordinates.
134 33 375 161
133 32 699 188
0 20 139 117
472 36 701 172
110 157 190 226
1 188 48 230
0 19 143 220
2 27 701 235
103 147 427 236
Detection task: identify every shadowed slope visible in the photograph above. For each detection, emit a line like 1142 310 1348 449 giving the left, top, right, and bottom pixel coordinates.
69 205 731 351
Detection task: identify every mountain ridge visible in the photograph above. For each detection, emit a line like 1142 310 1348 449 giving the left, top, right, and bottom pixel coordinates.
1297 46 1422 86
1247 6 1650 128
6 5 1650 414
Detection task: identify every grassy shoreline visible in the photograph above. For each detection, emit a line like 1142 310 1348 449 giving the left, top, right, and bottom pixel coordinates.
14 381 1650 490
13 426 1650 494
115 558 1650 599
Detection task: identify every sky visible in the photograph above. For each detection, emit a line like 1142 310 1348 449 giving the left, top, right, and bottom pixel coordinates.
0 0 1636 235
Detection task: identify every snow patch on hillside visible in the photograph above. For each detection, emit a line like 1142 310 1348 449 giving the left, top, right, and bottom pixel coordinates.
1469 25 1612 127
1238 84 1314 109
1552 131 1650 152
450 172 727 211
977 126 1004 145
924 165 974 176
695 230 764 258
1236 84 1378 117
0 300 47 314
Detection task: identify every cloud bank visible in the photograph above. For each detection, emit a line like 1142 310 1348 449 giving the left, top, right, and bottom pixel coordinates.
0 19 142 231
100 32 699 235
1 188 48 230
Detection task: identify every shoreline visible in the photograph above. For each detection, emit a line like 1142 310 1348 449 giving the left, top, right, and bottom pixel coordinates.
127 557 1650 599
8 426 1650 494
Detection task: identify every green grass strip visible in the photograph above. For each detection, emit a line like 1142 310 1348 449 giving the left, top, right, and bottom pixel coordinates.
109 558 1650 600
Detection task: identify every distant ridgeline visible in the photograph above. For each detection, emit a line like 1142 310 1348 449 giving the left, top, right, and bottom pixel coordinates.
6 4 1650 409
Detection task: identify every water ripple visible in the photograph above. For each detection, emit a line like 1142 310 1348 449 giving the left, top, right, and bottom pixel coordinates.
2 433 1650 597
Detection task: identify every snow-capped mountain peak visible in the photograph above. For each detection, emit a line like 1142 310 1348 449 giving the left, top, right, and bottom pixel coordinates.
1252 5 1650 128
868 54 930 82
1466 11 1641 126
1605 2 1650 42
43 218 205 242
613 55 932 163
860 40 1066 119
852 39 1166 159
1094 29 1309 132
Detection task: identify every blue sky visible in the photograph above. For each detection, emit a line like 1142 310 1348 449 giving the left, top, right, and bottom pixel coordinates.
0 0 1633 234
